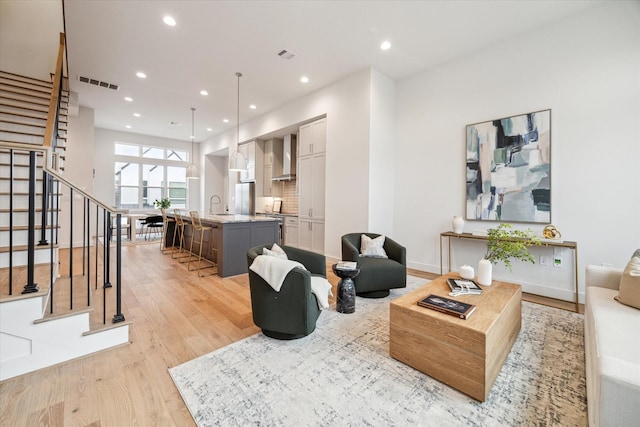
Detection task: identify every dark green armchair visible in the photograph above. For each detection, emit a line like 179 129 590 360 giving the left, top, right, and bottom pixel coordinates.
247 244 327 340
341 233 407 298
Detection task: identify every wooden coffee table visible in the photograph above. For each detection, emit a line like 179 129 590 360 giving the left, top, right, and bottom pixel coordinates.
389 273 521 401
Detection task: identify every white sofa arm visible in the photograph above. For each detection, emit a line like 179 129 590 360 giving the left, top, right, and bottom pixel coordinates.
586 265 624 291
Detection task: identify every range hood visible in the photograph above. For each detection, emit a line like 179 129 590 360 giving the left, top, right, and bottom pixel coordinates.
272 134 297 181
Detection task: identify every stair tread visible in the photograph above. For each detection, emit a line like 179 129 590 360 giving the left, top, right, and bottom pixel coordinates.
0 243 58 253
0 224 58 231
0 71 56 87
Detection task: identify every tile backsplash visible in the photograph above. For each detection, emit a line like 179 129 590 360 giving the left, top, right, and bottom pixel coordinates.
279 180 298 215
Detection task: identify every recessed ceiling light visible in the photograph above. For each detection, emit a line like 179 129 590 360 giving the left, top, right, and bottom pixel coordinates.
300 76 309 84
200 90 208 96
133 113 141 117
207 128 213 132
380 40 391 50
249 104 257 110
125 125 132 129
124 97 133 102
163 16 176 26
223 119 229 123
136 71 147 79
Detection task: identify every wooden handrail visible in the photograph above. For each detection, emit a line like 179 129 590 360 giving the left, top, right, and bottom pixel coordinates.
43 32 65 148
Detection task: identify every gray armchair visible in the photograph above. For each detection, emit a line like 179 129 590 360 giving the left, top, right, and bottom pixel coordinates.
247 244 327 340
341 233 406 298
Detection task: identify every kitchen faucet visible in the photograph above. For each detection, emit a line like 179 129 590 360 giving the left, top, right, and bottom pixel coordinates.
209 194 222 214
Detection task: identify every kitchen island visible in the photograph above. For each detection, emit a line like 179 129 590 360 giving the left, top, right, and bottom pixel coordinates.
167 212 281 277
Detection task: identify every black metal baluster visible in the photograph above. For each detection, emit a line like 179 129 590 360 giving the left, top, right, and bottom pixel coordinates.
69 187 73 310
9 149 14 295
22 150 39 294
82 197 86 276
38 170 49 246
95 204 99 290
113 213 125 323
86 198 91 306
104 211 111 289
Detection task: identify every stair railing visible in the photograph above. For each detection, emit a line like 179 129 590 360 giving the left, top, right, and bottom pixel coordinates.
1 141 126 325
39 32 66 247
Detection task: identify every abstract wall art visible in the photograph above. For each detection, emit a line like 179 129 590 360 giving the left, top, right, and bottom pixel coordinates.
466 109 551 223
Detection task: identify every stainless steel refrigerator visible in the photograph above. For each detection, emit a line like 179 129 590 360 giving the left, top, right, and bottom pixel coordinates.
235 182 255 215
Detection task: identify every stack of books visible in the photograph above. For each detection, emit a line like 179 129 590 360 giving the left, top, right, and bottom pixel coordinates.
417 294 477 319
447 278 483 295
336 261 357 270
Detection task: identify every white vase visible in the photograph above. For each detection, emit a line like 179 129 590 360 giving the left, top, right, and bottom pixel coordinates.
477 259 493 286
460 265 474 280
452 216 464 234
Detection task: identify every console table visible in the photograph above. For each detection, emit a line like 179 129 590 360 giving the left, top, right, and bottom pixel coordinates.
439 231 579 312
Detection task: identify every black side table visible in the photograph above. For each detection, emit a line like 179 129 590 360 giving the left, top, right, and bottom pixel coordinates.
332 264 360 314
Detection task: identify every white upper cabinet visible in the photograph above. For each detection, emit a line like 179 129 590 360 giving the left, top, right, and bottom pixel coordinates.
298 118 326 157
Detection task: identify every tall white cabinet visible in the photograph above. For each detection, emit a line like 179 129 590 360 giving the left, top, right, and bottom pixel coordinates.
297 118 326 254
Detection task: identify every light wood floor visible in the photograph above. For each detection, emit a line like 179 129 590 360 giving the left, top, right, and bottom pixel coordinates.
0 242 576 426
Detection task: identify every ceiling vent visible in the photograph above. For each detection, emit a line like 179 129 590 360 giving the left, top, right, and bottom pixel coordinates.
78 75 119 91
277 50 295 60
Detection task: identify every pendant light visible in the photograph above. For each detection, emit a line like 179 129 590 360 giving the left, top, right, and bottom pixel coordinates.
229 72 248 172
186 107 199 179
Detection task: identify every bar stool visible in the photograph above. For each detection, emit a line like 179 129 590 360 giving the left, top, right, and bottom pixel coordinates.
188 211 217 277
172 209 192 262
160 208 176 254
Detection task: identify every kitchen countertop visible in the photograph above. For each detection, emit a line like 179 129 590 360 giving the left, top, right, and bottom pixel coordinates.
258 212 298 218
172 211 283 224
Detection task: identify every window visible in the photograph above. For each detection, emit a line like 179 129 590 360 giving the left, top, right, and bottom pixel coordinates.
114 143 189 209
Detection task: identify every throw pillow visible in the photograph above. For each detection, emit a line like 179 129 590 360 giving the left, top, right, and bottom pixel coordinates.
270 243 287 258
360 234 388 258
263 246 287 260
614 253 640 310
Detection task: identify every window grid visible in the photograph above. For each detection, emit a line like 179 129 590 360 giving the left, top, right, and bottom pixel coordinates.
114 143 189 210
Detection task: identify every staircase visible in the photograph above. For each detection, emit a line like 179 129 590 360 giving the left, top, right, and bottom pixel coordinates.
0 39 130 381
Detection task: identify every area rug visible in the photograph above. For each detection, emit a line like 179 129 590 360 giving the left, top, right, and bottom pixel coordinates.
169 276 587 426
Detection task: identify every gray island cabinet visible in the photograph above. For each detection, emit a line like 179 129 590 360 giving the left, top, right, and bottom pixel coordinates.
167 212 281 277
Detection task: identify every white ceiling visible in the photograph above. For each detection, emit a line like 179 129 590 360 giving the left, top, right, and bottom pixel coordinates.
53 1 604 142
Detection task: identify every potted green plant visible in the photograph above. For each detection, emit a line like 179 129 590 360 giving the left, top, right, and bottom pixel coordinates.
153 197 171 209
478 223 541 285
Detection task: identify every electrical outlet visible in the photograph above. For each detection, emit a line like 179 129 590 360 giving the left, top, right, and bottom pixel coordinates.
554 256 563 268
539 256 550 266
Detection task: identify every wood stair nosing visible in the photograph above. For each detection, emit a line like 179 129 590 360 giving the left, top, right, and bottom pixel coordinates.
0 102 69 116
0 129 45 139
0 140 47 149
0 207 61 213
0 224 59 231
0 192 63 196
0 243 58 253
0 99 69 112
0 110 68 124
0 118 47 129
0 90 66 105
0 80 54 96
0 70 56 86
0 118 67 133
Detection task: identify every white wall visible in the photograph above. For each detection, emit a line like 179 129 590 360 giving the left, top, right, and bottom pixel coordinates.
204 154 228 214
368 69 396 236
93 128 200 211
394 1 640 301
60 106 95 247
